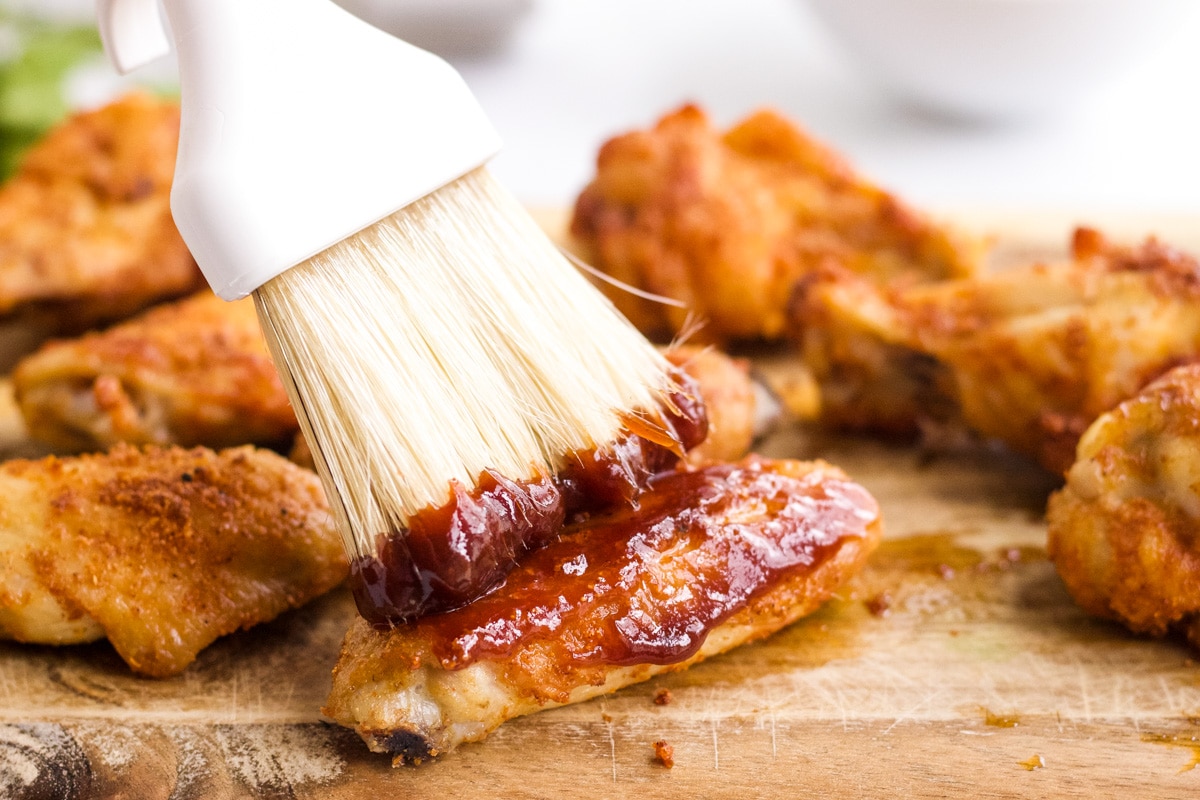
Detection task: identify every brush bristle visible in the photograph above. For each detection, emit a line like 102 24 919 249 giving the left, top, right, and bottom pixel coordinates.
254 167 671 560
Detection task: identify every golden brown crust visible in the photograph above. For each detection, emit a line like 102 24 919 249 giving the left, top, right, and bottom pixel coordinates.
0 444 346 677
1047 364 1200 644
13 292 297 452
800 228 1200 472
0 93 201 335
323 457 882 761
570 104 981 343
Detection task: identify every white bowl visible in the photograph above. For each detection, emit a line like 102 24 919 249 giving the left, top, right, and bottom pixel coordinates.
805 0 1194 121
333 0 533 57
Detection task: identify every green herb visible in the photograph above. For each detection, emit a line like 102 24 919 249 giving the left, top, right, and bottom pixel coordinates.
0 12 103 178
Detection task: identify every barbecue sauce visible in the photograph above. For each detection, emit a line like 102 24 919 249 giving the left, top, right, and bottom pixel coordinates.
350 370 709 624
413 460 879 670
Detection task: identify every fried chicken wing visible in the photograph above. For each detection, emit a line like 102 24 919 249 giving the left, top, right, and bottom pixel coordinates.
1047 364 1200 648
324 457 881 762
0 94 202 341
0 444 345 677
569 104 981 343
12 292 297 453
801 228 1200 473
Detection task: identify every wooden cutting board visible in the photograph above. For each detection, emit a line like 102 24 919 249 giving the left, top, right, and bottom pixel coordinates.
3 212 1200 799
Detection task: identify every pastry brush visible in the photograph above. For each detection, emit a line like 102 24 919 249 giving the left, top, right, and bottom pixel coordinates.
96 0 674 608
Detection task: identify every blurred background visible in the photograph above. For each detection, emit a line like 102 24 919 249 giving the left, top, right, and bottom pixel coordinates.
2 0 1198 212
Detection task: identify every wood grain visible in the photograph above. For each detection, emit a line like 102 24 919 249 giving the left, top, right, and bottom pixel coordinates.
2 214 1200 798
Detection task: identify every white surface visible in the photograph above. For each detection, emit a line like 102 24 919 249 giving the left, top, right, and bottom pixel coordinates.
443 0 1200 216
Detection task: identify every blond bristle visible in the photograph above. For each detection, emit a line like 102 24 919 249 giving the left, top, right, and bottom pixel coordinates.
254 167 670 559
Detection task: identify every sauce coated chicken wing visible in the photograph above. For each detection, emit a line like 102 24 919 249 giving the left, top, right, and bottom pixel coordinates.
324 457 881 762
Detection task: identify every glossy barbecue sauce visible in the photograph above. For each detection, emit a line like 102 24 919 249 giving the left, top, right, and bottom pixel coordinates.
350 369 709 624
416 460 878 670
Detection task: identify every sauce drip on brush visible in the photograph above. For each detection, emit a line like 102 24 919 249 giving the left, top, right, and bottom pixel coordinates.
350 369 708 624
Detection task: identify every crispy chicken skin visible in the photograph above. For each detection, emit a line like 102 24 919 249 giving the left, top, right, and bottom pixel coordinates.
1047 364 1200 648
13 292 297 453
324 457 881 762
0 93 201 332
800 228 1200 473
0 444 345 677
569 104 981 343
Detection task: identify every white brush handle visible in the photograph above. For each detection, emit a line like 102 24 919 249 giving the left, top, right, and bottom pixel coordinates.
95 0 171 74
96 0 502 300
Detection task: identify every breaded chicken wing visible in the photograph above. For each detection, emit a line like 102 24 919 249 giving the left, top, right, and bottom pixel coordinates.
570 105 981 343
13 292 297 453
324 457 881 762
0 444 345 677
0 94 201 340
801 228 1200 473
1047 364 1200 648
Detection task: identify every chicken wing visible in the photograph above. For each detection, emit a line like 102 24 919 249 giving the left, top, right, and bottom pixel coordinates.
0 93 201 346
0 444 346 677
324 457 881 762
1047 364 1200 648
800 228 1200 473
12 292 297 453
569 104 981 343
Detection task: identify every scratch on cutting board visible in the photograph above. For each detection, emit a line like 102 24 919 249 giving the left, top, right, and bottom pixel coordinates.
1156 676 1173 711
769 712 777 760
883 693 941 735
1076 663 1093 722
229 672 238 725
600 706 616 782
1111 675 1129 721
711 717 720 771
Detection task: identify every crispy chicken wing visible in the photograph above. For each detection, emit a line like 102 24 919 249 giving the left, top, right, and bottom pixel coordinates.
569 104 981 343
1047 364 1200 648
324 457 881 762
13 292 297 453
0 444 345 677
0 94 201 342
801 228 1200 473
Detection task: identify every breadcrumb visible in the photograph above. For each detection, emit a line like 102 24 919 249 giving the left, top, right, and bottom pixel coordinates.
653 740 674 769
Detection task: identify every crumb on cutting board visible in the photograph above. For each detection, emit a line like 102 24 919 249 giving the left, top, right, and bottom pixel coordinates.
653 740 674 768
